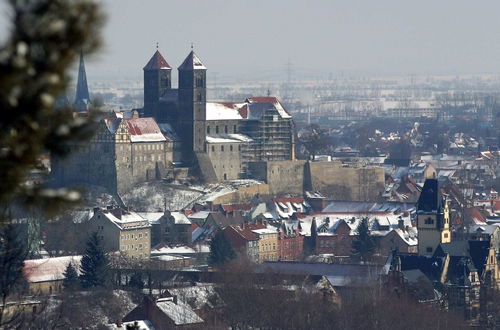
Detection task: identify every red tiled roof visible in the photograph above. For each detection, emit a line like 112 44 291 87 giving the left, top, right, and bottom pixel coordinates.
123 118 163 136
273 197 305 204
143 50 171 70
221 203 253 212
238 104 248 118
191 223 199 232
229 225 258 241
468 208 486 223
244 223 266 231
493 200 500 212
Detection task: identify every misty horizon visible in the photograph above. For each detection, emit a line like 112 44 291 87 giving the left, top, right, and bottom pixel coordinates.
3 0 500 82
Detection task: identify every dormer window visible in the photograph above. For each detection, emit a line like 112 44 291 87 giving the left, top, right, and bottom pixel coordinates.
425 217 434 225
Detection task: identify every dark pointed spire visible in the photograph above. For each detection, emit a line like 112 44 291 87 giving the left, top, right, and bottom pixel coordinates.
74 51 91 111
178 51 206 71
143 50 171 71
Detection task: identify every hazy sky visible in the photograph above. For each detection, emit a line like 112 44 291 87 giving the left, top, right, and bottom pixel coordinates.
3 0 500 80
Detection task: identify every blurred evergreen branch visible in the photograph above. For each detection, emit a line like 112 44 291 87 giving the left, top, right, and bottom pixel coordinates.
0 0 105 219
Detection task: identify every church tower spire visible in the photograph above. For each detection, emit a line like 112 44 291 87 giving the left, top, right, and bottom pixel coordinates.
417 179 452 256
178 50 207 159
74 51 91 111
143 48 172 117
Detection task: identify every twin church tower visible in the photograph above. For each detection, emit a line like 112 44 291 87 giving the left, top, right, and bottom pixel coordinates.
142 49 207 162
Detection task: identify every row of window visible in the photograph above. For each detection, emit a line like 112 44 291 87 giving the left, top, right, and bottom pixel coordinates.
131 154 163 162
261 243 277 251
121 232 148 240
319 240 334 248
121 243 145 251
129 144 164 151
207 125 237 134
210 144 241 152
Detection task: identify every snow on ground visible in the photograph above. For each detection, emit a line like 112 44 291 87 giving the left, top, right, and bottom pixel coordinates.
81 185 117 208
82 179 264 212
122 182 204 211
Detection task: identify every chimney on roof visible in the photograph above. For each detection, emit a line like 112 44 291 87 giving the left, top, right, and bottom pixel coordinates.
398 218 404 230
132 110 139 119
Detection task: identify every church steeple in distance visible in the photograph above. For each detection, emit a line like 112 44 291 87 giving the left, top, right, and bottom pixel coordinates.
74 51 91 112
143 47 172 113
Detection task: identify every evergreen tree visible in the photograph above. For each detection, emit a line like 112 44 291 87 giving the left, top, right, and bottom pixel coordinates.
0 225 28 325
209 231 236 267
80 232 109 289
128 273 144 290
352 218 375 262
62 262 79 291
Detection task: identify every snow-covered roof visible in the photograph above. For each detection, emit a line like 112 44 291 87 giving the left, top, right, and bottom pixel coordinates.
170 212 191 225
299 213 413 236
167 284 222 310
188 211 211 220
206 102 245 120
105 118 166 142
246 97 292 119
100 209 151 230
206 133 253 144
123 118 166 142
24 256 82 283
392 228 418 246
156 297 204 325
107 320 155 330
137 212 164 224
252 226 278 235
151 245 196 255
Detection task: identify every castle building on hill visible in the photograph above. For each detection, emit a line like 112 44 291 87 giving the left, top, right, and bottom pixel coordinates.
141 49 296 182
52 48 295 194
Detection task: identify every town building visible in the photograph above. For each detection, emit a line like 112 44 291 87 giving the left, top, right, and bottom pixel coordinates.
23 256 82 294
251 226 279 262
148 211 192 246
123 295 204 329
222 225 259 263
85 208 151 259
277 220 304 261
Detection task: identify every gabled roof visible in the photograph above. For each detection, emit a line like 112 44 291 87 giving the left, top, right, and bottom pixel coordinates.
104 117 166 142
178 51 206 70
143 50 171 70
245 96 292 119
227 225 258 241
206 102 245 120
